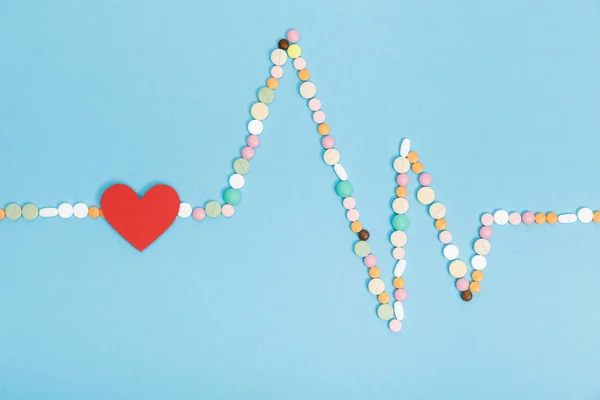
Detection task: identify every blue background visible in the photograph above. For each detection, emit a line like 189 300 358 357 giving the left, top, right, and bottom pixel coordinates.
1 1 600 398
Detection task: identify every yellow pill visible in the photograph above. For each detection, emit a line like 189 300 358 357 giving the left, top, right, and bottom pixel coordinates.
535 212 546 224
393 277 405 289
435 218 447 230
318 123 330 135
351 221 362 233
472 270 484 282
378 292 390 304
406 151 419 163
250 102 269 120
369 267 381 278
88 206 100 219
546 212 558 224
267 77 279 89
287 44 302 58
411 161 424 174
396 186 408 198
470 282 481 293
298 69 310 81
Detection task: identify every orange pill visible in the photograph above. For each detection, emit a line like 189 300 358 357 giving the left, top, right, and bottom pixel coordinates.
99 209 105 218
298 69 310 81
406 151 419 163
435 218 447 230
369 266 381 278
318 123 330 135
267 77 279 89
0 208 4 220
411 161 424 174
470 282 481 293
351 221 362 233
393 277 405 289
396 186 408 198
593 212 600 223
88 206 100 218
378 292 390 304
546 212 558 224
535 212 546 224
472 270 484 282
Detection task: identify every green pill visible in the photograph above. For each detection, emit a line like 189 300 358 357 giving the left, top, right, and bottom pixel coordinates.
257 87 274 104
377 304 394 321
335 181 353 198
22 204 39 220
205 201 222 218
392 214 409 231
233 158 250 175
5 203 22 221
223 188 241 205
353 241 371 257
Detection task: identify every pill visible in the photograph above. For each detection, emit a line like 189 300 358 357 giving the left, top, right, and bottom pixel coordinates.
472 270 484 282
270 49 288 65
377 304 394 321
346 209 359 222
368 278 385 295
353 241 371 257
473 238 491 255
223 189 241 205
270 65 283 78
258 87 274 104
393 157 410 173
233 158 250 175
21 204 38 220
343 197 356 209
392 198 409 214
294 58 307 70
471 255 487 270
400 138 411 157
88 206 100 218
73 203 88 219
407 152 419 163
334 164 348 181
287 44 302 58
221 204 235 217
394 301 405 320
429 202 446 219
439 230 452 244
509 212 521 225
481 213 494 226
193 208 206 220
448 260 467 278
323 149 341 165
577 208 593 223
313 110 326 123
229 174 245 189
286 29 300 43
443 244 459 260
58 203 74 219
558 213 577 223
389 319 402 332
39 207 58 217
335 181 353 197
546 212 558 224
392 214 409 230
5 204 21 220
394 259 407 277
416 187 435 205
299 82 316 98
470 282 481 293
378 292 390 304
205 201 221 218
178 203 192 218
308 98 321 111
493 210 509 225
390 231 407 247
250 102 269 120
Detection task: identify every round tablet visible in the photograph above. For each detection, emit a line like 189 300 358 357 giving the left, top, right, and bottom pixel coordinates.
335 181 353 198
342 197 356 210
270 49 288 65
449 260 467 278
471 255 487 270
73 203 88 219
417 187 435 205
299 82 316 99
578 207 593 223
221 204 235 217
429 202 446 219
21 203 38 220
193 208 206 221
392 214 409 231
58 203 74 219
368 278 385 295
390 231 407 247
178 203 192 218
392 198 409 214
205 201 221 218
346 209 359 222
258 87 274 104
456 278 469 291
308 98 321 111
313 110 326 124
439 230 452 244
223 188 241 205
443 244 459 260
287 44 302 58
5 203 21 220
389 319 402 332
229 174 245 189
480 213 494 226
393 157 410 173
293 57 306 70
493 210 509 225
246 135 259 149
250 102 269 120
270 65 283 78
323 149 340 165
286 29 300 43
353 241 371 257
509 212 521 225
377 304 394 321
233 158 250 175
473 238 491 255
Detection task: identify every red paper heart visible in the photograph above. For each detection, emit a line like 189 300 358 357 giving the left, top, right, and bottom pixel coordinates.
101 184 180 251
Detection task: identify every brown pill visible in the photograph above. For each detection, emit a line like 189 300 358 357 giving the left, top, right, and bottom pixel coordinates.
461 290 473 302
358 229 370 240
278 39 290 50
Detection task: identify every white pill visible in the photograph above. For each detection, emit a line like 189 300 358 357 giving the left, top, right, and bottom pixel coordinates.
368 278 385 295
471 255 487 270
229 174 245 189
473 239 491 255
323 149 340 165
429 202 446 219
558 213 577 223
417 187 435 205
299 82 316 99
73 203 88 219
393 157 410 173
58 203 74 219
39 207 58 217
493 210 509 225
247 120 263 135
394 301 405 320
270 49 288 66
577 208 593 223
178 203 192 218
334 164 348 181
390 231 407 247
443 244 459 260
400 138 411 157
392 198 409 214
394 259 407 277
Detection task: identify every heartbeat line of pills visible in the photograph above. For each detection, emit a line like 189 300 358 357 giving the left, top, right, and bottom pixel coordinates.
2 29 599 332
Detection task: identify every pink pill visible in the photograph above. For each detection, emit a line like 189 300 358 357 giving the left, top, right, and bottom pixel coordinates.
343 197 356 210
221 204 235 217
456 278 469 291
394 289 408 302
419 172 432 186
293 57 306 70
364 254 377 268
396 173 410 186
286 29 300 43
346 209 360 222
308 98 321 111
313 111 326 124
480 213 494 226
392 247 406 260
509 212 521 225
246 135 260 148
241 146 254 160
389 319 402 332
270 66 283 78
439 230 452 244
321 136 335 149
192 208 206 221
479 226 493 239
522 211 535 225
